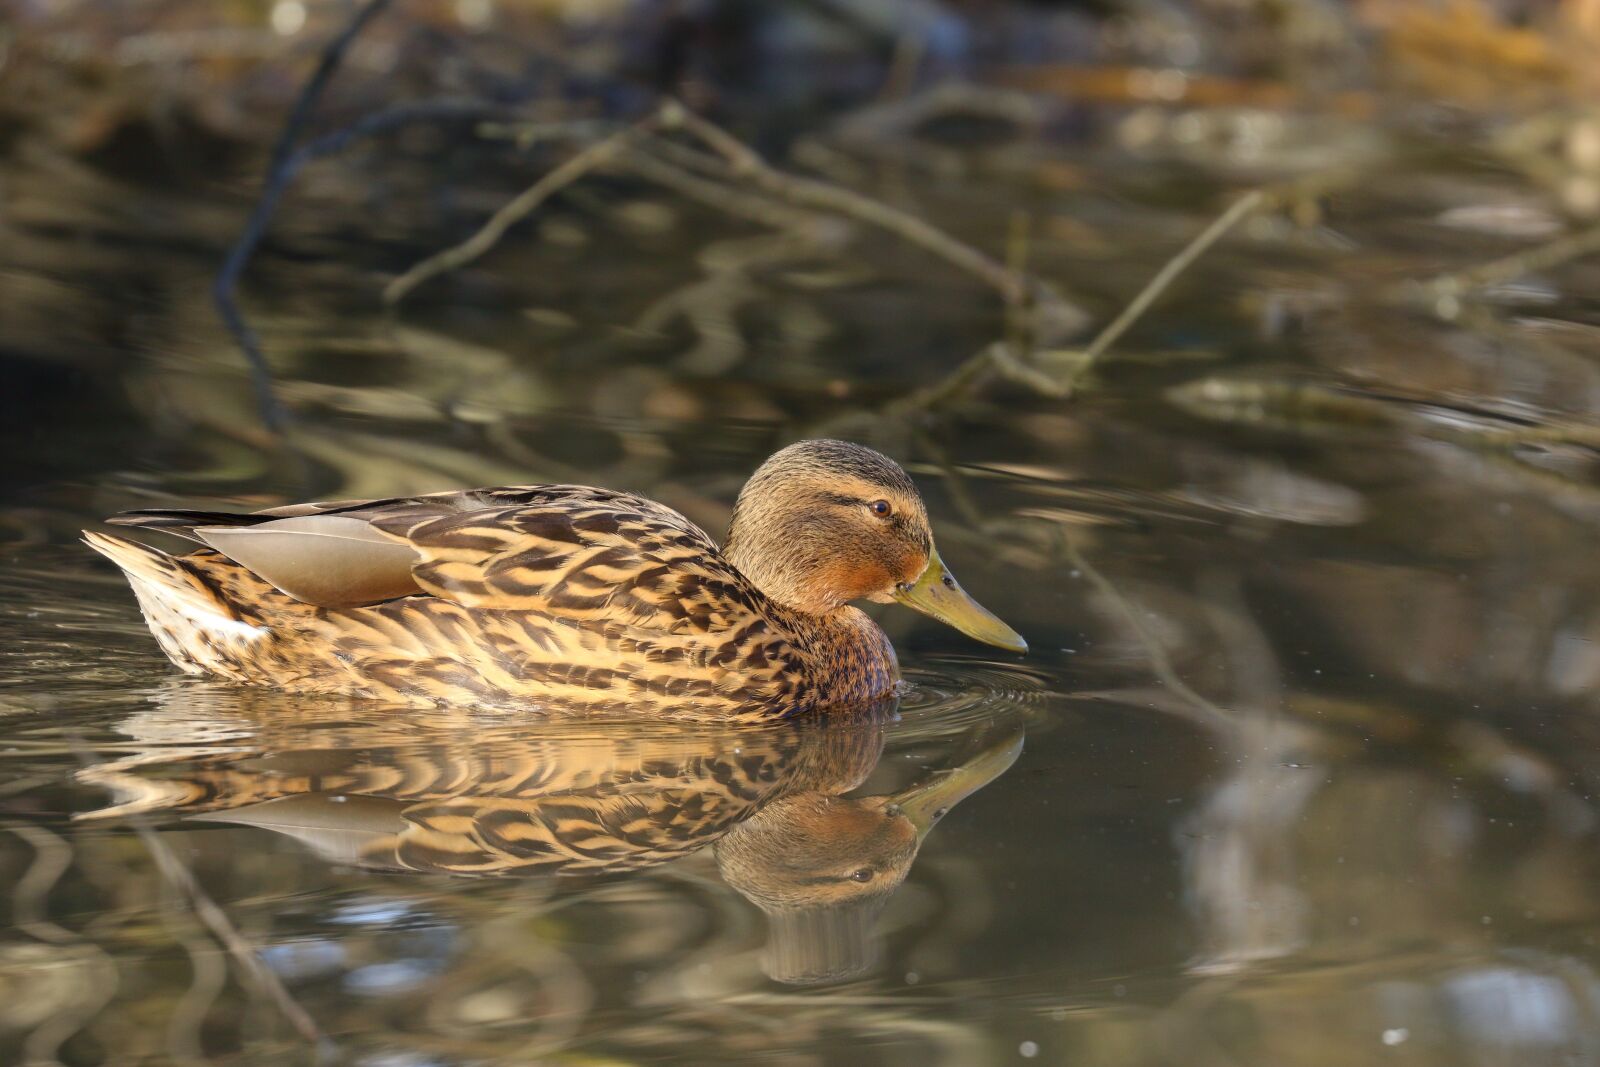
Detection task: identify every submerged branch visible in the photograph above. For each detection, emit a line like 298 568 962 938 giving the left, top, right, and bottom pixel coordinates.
867 188 1267 425
387 99 1086 342
920 443 1234 727
1049 189 1266 395
383 123 652 305
1415 217 1600 304
131 823 332 1055
626 133 836 233
64 740 331 1056
659 103 1086 340
213 0 396 433
1060 536 1234 726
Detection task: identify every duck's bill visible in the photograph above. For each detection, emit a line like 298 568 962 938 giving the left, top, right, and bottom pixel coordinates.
892 547 1028 654
891 728 1024 840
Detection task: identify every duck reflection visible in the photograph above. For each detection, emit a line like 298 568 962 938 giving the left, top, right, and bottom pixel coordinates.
716 731 1021 983
80 685 1021 985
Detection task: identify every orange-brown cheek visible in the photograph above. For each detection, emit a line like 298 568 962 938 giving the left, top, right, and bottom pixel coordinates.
802 802 916 854
816 557 895 606
892 547 929 588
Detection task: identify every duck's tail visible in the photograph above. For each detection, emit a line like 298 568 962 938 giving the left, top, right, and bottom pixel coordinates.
83 530 270 676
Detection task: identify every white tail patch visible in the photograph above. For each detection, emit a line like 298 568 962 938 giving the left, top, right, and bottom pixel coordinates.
84 530 270 675
132 583 269 644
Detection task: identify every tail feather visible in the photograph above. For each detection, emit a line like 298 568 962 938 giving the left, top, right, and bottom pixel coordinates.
83 531 268 673
107 509 270 544
83 531 238 621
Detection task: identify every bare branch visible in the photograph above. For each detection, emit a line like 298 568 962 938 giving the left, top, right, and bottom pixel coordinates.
659 102 1087 341
383 122 653 305
212 0 397 433
1050 189 1266 394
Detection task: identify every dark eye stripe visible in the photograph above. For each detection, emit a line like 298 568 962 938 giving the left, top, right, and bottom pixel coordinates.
818 492 897 517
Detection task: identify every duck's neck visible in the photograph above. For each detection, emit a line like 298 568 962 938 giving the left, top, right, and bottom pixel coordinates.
724 528 838 617
724 520 900 704
790 604 901 708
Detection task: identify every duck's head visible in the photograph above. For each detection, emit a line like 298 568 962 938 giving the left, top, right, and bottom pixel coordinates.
723 440 1026 652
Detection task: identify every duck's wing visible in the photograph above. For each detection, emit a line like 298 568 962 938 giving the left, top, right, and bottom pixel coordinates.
106 492 470 606
105 497 385 544
366 487 770 636
108 486 770 634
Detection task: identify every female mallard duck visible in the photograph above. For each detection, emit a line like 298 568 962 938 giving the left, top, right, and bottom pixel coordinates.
85 440 1025 720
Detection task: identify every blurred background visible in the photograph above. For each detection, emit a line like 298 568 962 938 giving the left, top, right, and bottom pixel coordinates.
5 0 1600 1064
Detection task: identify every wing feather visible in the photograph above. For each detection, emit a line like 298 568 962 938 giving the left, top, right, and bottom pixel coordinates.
111 485 764 632
357 488 767 637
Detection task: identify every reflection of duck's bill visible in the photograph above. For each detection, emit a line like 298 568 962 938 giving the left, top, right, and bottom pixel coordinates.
889 729 1025 840
762 895 891 986
892 546 1028 654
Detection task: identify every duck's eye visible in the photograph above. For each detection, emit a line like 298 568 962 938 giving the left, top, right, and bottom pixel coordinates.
848 868 874 883
868 500 892 519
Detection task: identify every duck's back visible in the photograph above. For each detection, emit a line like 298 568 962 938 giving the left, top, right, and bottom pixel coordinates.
87 486 897 719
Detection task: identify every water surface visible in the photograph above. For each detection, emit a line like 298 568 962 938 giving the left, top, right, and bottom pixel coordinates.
4 76 1600 1067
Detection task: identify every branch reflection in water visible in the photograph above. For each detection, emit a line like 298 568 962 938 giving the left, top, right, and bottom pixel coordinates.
77 684 1022 988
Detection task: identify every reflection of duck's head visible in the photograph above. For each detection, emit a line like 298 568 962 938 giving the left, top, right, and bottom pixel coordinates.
714 728 1023 985
717 793 920 906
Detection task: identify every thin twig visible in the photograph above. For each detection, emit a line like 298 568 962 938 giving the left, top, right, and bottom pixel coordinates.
383 123 652 305
887 342 1005 415
1417 218 1600 301
388 98 1079 334
867 339 1073 429
269 1 396 180
290 98 517 167
133 822 332 1054
858 188 1268 425
624 135 837 234
915 440 1231 728
66 744 332 1056
212 0 395 432
660 103 1086 339
1050 189 1266 394
1061 536 1233 725
215 99 512 435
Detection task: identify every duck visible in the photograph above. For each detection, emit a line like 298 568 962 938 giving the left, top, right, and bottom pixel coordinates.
84 439 1025 720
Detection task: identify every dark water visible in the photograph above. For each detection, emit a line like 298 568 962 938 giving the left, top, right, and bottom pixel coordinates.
5 88 1600 1067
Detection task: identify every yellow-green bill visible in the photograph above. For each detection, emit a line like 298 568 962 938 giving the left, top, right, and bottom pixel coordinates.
891 546 1027 654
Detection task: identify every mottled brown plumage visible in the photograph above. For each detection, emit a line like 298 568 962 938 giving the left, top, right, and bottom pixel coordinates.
85 440 1025 720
